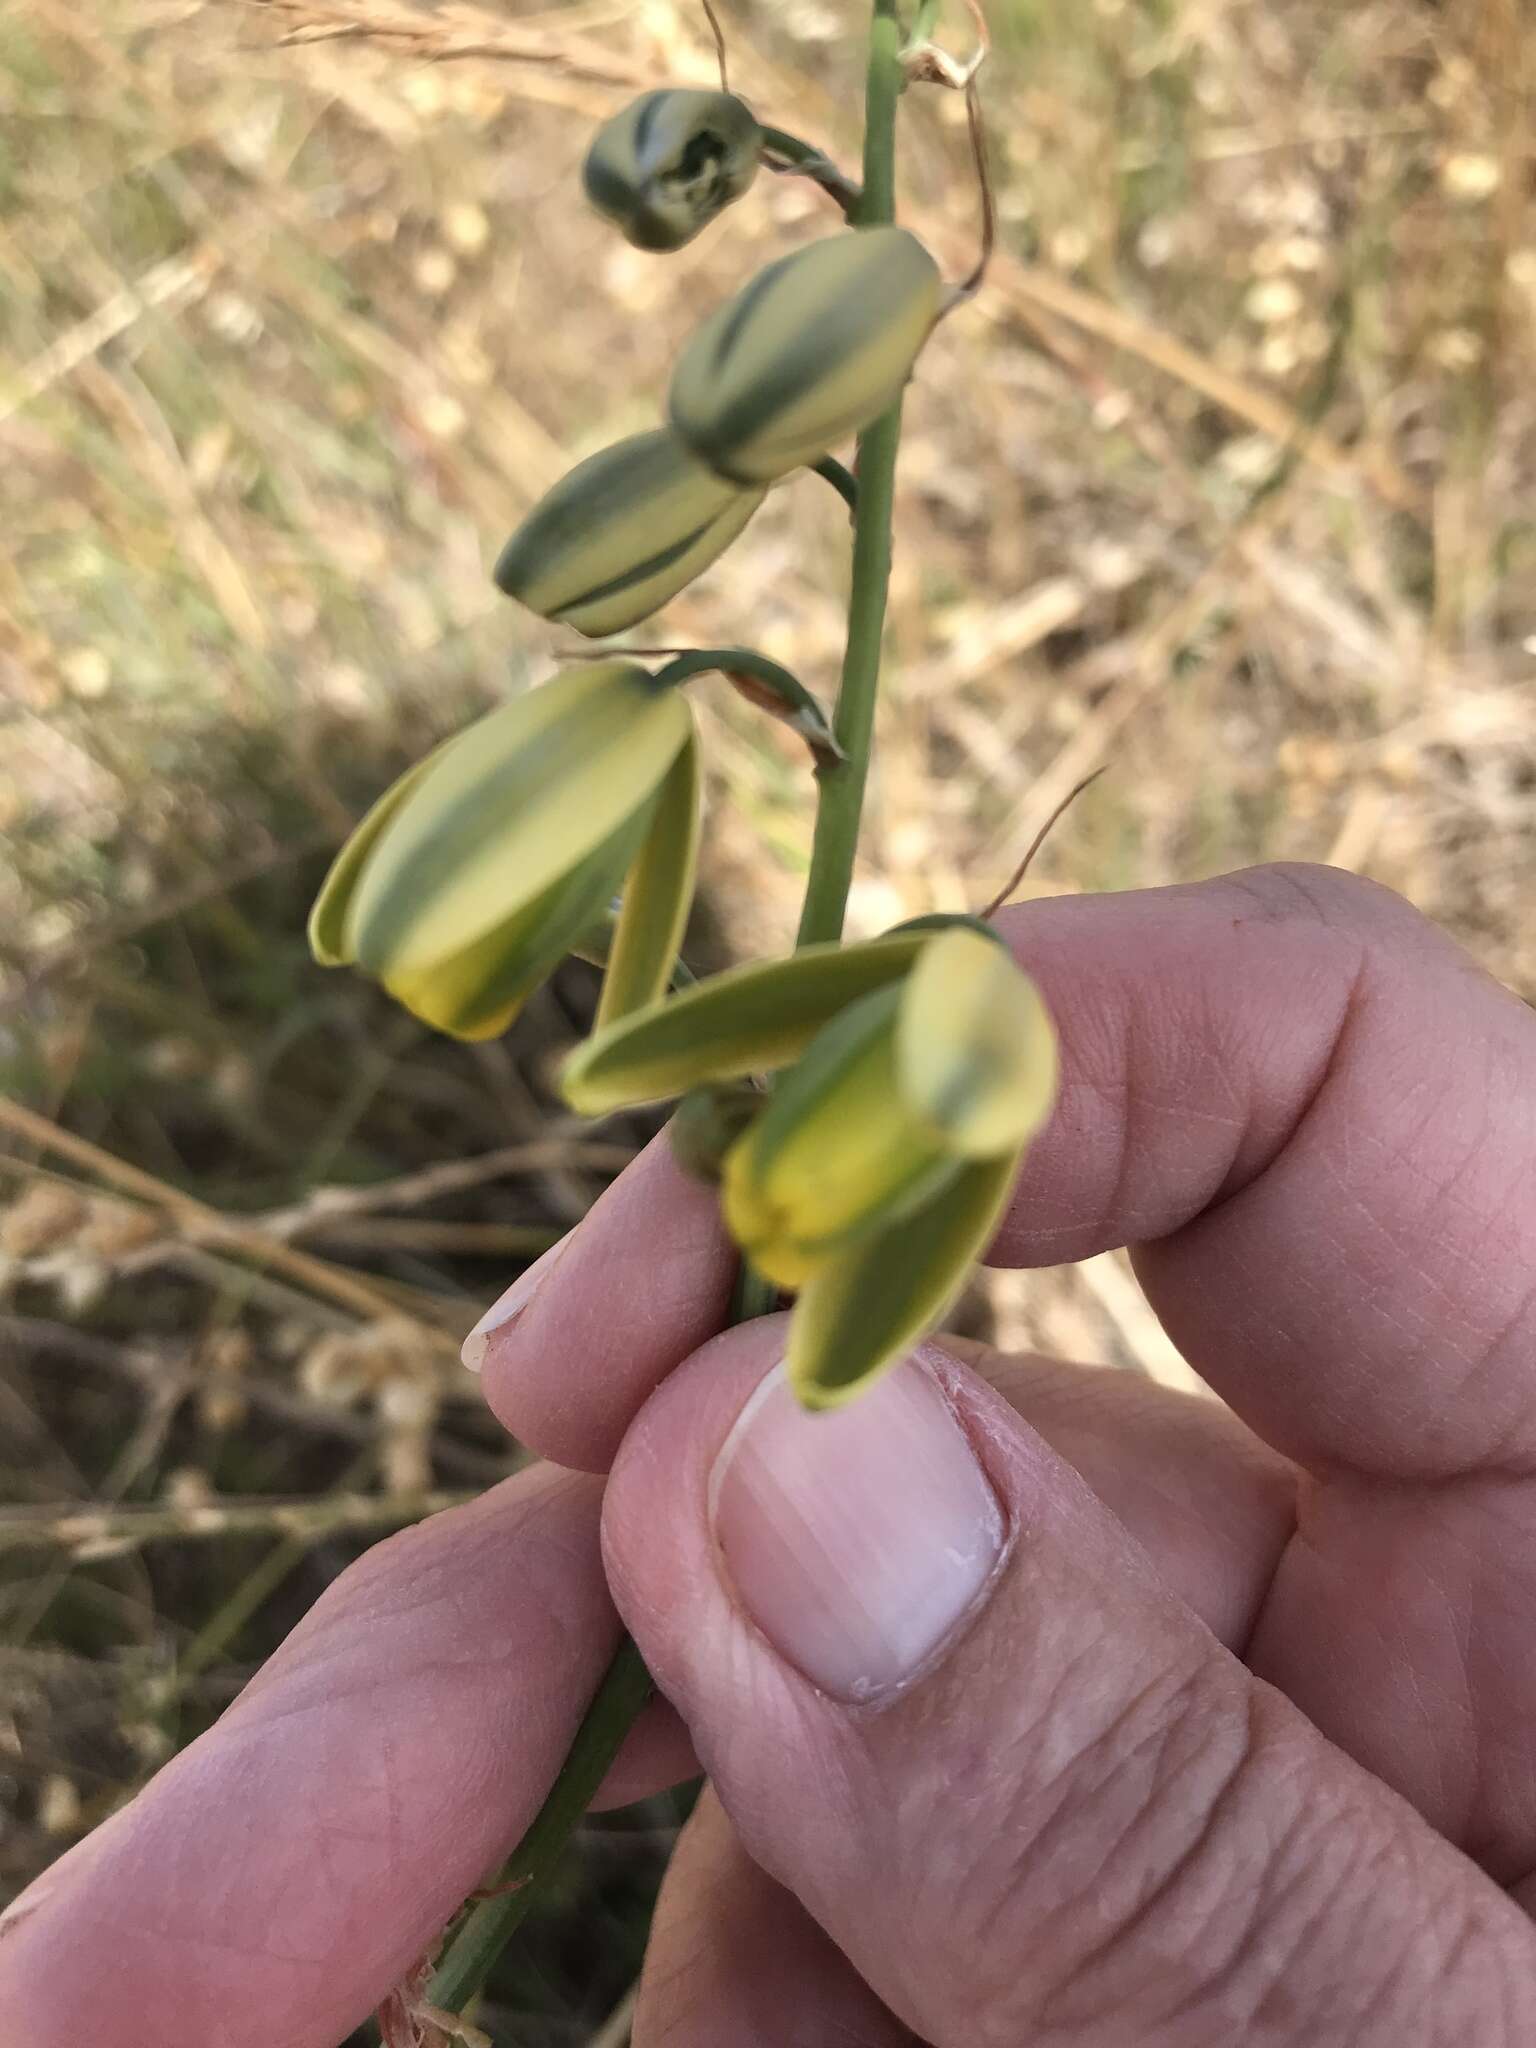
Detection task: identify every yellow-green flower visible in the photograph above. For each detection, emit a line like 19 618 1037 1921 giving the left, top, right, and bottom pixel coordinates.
583 90 763 251
493 429 765 637
309 662 699 1041
668 226 943 484
563 924 1057 1404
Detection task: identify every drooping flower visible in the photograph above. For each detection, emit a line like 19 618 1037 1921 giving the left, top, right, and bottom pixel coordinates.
563 923 1057 1403
309 661 699 1040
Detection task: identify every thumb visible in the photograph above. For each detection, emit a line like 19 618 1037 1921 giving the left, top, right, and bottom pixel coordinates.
602 1323 1534 2048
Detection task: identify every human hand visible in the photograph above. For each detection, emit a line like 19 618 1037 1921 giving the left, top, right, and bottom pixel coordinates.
5 864 1536 2046
476 862 1536 2045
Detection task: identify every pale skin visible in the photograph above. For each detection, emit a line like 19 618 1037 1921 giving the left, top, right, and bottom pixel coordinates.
4 862 1536 2045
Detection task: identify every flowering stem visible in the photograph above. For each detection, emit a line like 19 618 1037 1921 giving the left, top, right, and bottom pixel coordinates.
795 0 905 949
427 1637 653 2013
428 4 905 2019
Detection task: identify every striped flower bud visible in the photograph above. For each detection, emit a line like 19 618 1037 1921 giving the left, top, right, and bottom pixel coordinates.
493 429 765 637
562 925 1058 1405
583 91 763 252
668 225 943 484
309 662 698 1041
721 983 956 1289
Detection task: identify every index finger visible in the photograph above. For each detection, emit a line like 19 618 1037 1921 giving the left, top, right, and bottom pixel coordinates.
993 861 1536 1481
0 1466 682 2048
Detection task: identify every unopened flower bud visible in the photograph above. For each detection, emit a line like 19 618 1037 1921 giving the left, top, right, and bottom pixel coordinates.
668 226 943 483
494 429 764 637
722 984 954 1288
584 90 762 251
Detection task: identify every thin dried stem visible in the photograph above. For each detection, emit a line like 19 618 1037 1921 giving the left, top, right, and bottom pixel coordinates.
955 72 994 299
1 1316 510 1482
294 1219 559 1255
589 1984 639 2047
0 1490 473 1560
979 767 1108 919
902 0 988 88
0 1096 432 1332
907 0 993 308
247 0 648 88
700 0 730 92
257 1135 634 1240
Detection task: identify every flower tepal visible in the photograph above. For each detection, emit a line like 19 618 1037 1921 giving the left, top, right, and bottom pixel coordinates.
562 924 1058 1404
668 226 943 484
309 662 698 1041
494 429 765 637
721 982 957 1289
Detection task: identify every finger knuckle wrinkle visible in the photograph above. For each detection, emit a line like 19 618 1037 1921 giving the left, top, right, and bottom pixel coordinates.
934 1655 1262 2038
905 1659 1536 2046
999 1675 1351 2039
1039 1693 1527 2048
1247 1834 1536 2048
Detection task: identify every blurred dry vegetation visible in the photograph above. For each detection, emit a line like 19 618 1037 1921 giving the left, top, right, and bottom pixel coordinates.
0 0 1532 2034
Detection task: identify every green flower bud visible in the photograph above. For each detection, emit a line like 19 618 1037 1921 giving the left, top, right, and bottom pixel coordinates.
779 927 1057 1405
308 662 696 1040
583 90 763 252
494 429 765 637
723 985 959 1289
668 226 943 483
587 923 1050 1403
718 927 1052 1294
562 922 1059 1405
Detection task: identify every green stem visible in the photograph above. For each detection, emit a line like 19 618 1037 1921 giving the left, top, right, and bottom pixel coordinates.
794 0 905 949
429 5 905 2016
793 406 901 947
757 123 862 216
811 454 859 516
427 1637 653 2014
654 647 843 769
857 0 902 226
731 1255 779 1321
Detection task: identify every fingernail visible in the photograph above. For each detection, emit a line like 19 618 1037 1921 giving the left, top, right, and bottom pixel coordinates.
461 1239 566 1372
709 1358 1005 1702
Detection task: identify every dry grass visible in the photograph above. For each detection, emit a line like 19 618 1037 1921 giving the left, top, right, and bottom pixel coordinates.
1 0 1533 2035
